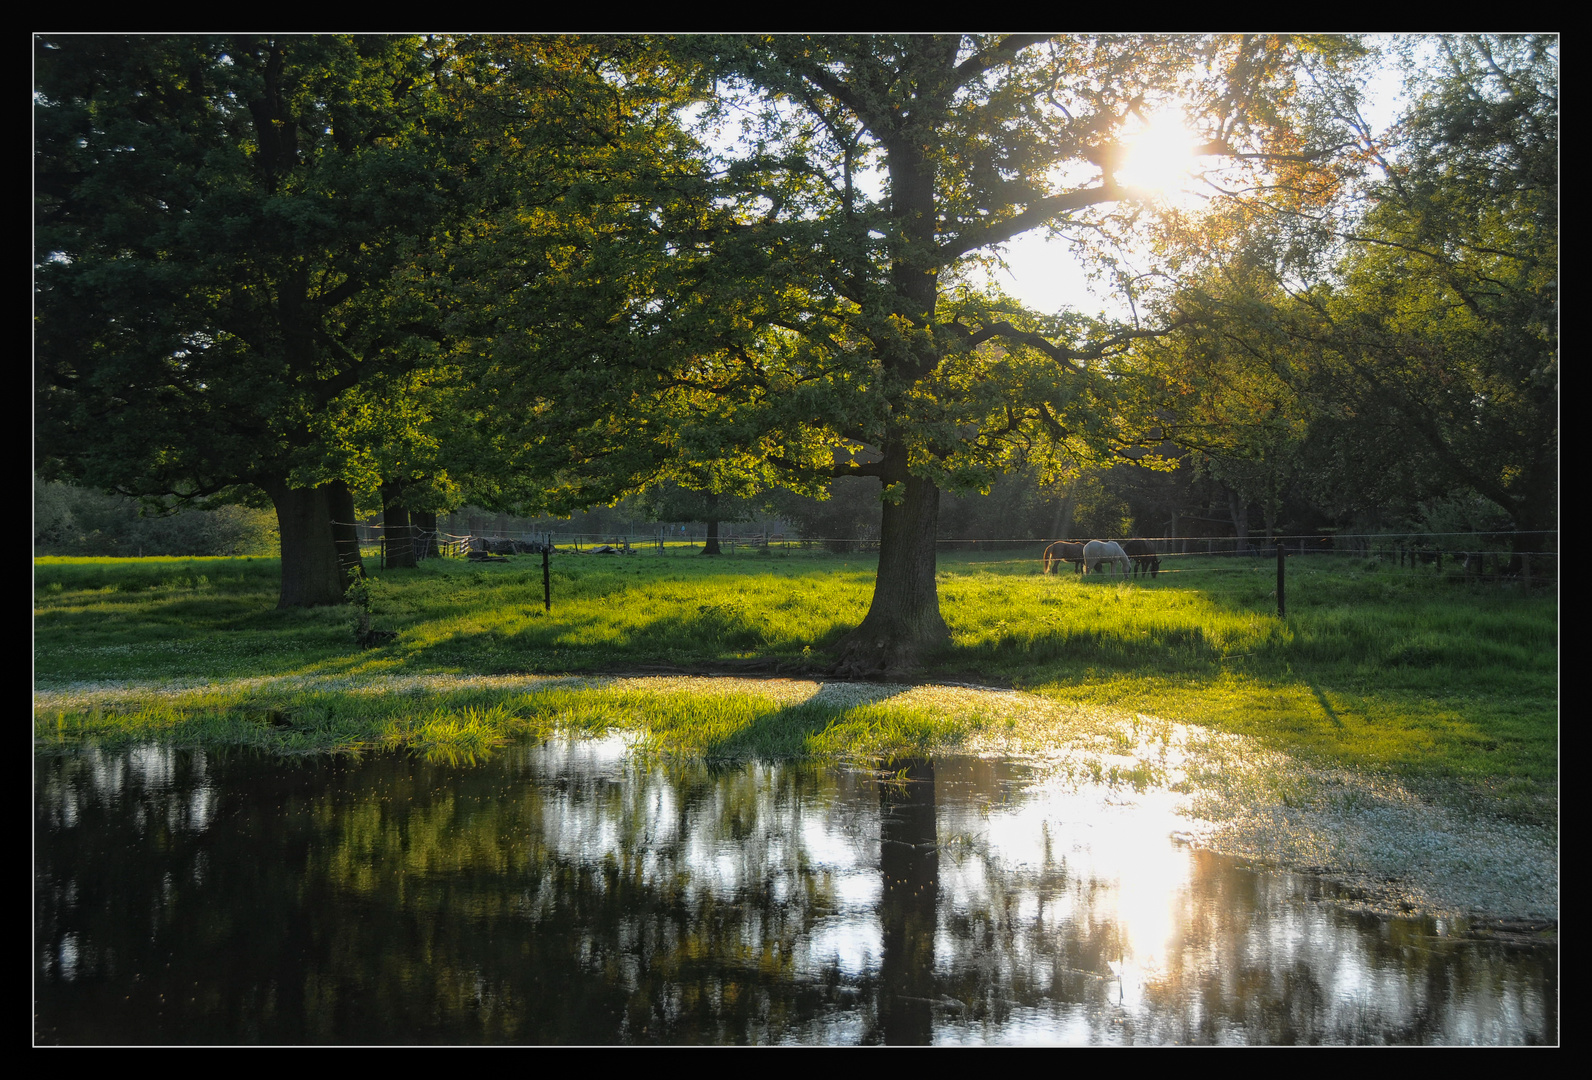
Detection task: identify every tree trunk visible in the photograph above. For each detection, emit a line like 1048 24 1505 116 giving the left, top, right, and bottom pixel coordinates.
697 493 722 554
1227 487 1250 555
411 510 438 560
830 46 956 679
1507 494 1556 576
830 460 949 678
381 482 415 569
261 478 345 609
1504 456 1556 572
328 479 364 588
700 519 723 556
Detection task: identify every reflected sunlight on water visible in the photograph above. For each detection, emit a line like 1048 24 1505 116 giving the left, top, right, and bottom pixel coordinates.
35 742 1555 1045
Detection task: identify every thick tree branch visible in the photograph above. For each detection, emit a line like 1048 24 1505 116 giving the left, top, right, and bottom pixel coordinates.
936 181 1124 263
970 317 1190 371
950 35 1047 87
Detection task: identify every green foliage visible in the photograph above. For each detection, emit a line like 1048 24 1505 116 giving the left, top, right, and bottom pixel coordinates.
344 573 378 613
34 36 482 606
35 36 460 496
34 477 279 556
1146 35 1557 541
437 37 733 516
1321 35 1557 536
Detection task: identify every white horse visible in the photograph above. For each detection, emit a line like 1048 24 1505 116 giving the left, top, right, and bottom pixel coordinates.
1082 539 1131 576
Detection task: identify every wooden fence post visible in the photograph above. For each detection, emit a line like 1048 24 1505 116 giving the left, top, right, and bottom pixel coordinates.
1276 542 1286 618
542 546 551 612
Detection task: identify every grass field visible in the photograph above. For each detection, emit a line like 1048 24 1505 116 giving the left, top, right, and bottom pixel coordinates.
33 546 1558 824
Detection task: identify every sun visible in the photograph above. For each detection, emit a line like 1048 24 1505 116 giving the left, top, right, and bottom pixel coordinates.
1115 109 1199 196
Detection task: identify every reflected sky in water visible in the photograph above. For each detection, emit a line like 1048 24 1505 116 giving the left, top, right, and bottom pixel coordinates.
35 741 1555 1045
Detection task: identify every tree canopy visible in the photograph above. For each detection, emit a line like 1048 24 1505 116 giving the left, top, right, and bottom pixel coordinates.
524 34 1368 673
1323 35 1557 543
1144 34 1557 548
36 35 465 604
35 35 712 604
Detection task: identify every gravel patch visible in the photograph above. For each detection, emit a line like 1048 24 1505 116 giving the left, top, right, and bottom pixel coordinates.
35 672 1556 924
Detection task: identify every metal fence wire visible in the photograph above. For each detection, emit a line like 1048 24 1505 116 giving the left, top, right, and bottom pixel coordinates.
341 523 1555 578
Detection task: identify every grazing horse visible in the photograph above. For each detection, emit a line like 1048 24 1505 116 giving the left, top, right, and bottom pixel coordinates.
1082 539 1131 576
1122 538 1160 578
1042 540 1087 575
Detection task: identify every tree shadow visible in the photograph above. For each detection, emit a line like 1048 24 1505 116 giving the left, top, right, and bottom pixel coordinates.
1307 680 1346 729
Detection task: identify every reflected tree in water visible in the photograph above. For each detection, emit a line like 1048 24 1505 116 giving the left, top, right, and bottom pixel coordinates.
36 747 1555 1045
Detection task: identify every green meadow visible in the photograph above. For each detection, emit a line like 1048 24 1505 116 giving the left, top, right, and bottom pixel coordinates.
34 547 1557 822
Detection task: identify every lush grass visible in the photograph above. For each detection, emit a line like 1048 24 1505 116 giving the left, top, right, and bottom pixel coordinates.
35 548 1557 810
34 681 979 766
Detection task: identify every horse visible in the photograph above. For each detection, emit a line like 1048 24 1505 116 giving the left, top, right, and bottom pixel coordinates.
1042 540 1087 575
1121 538 1160 578
1082 539 1131 576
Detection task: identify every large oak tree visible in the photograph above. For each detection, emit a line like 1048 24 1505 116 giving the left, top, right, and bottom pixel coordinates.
36 35 462 606
613 35 1362 674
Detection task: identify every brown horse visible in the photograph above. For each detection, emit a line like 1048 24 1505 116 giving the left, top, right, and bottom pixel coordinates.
1042 540 1088 575
1122 538 1160 578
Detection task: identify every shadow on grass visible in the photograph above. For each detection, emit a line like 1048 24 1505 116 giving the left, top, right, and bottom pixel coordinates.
35 551 1557 701
1307 680 1346 729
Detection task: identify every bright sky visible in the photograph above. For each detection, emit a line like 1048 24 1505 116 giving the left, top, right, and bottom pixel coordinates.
991 46 1411 321
691 39 1415 326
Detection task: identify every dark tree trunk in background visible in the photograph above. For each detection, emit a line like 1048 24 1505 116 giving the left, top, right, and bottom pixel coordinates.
1502 455 1556 574
700 493 723 555
261 478 345 608
381 482 415 569
700 518 722 556
1507 498 1556 577
1227 487 1250 555
411 510 438 559
328 479 364 588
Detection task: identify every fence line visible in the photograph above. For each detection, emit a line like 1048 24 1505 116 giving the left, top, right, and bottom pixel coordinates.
334 520 1556 574
329 521 1554 615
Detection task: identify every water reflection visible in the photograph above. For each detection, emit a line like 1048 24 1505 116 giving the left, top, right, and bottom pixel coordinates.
34 743 1555 1045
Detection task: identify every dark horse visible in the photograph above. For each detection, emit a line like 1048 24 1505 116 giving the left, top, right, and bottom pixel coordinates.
1122 538 1160 578
1042 540 1088 575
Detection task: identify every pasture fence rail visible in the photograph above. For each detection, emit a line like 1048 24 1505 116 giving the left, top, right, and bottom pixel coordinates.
343 520 1557 594
336 521 1553 618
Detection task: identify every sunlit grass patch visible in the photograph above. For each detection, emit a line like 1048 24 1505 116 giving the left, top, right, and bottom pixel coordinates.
35 550 1555 810
34 676 997 764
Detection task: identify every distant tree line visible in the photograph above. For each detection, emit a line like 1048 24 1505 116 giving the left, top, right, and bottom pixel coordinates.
34 476 279 557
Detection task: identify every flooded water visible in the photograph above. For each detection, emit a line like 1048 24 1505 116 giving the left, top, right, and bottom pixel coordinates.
35 741 1555 1045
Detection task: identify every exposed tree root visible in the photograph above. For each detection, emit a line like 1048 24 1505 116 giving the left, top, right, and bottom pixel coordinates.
826 628 948 681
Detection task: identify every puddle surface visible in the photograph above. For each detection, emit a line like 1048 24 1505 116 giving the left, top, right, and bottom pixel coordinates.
34 742 1555 1044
